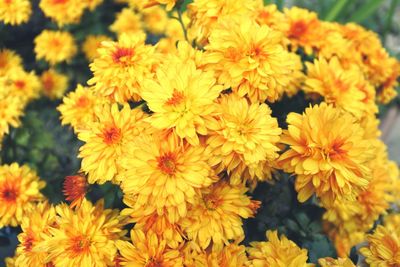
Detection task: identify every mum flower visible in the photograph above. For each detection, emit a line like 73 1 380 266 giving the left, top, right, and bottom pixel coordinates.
82 35 112 62
0 163 45 227
0 0 31 25
58 84 105 131
34 30 77 65
116 229 183 266
88 33 156 103
39 0 86 26
43 199 127 267
141 58 223 145
1 68 41 102
119 132 215 223
63 175 88 209
246 230 313 267
279 103 375 207
206 94 281 185
204 19 296 103
110 8 144 37
14 202 56 267
0 93 24 141
0 49 22 76
180 180 260 251
40 69 69 100
78 103 150 184
141 6 168 35
318 257 355 267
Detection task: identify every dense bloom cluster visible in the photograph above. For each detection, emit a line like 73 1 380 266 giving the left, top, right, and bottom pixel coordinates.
1 0 400 266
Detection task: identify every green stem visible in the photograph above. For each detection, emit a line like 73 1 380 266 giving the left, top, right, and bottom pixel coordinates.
324 0 348 21
383 0 399 40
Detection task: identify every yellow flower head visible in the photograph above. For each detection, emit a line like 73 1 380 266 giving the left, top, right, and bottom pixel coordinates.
247 230 313 267
279 103 375 206
0 92 24 140
39 0 86 26
82 35 112 62
141 6 168 35
360 225 400 267
44 199 127 267
78 103 150 184
187 0 259 45
304 57 378 119
40 69 69 100
0 49 22 76
283 6 321 54
88 33 156 103
141 58 223 145
206 94 281 185
255 4 289 34
318 257 355 267
58 85 105 131
0 0 31 25
377 57 399 104
204 19 296 103
0 163 45 227
1 68 41 102
110 8 144 37
181 181 260 251
119 132 215 223
15 202 56 267
34 30 77 65
116 229 183 266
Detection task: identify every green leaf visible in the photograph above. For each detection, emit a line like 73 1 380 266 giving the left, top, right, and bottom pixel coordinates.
324 0 349 21
348 0 385 23
383 0 399 39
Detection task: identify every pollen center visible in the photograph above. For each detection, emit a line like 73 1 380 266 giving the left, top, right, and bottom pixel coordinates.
23 234 35 252
70 236 91 255
165 89 185 106
43 76 54 92
112 47 135 64
102 125 122 145
204 194 223 210
76 96 90 107
157 152 177 175
14 80 26 89
289 20 308 39
1 187 18 202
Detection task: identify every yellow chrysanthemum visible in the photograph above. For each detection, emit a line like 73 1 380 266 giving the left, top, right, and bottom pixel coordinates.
279 103 375 207
206 94 281 185
246 230 313 267
82 35 112 62
283 6 321 54
0 49 22 76
88 33 156 103
116 229 183 266
204 19 296 103
360 224 400 267
0 163 45 227
58 85 105 131
180 181 260 251
110 8 144 37
119 132 215 223
187 0 259 45
377 57 399 104
0 93 24 140
304 56 377 119
43 199 127 267
40 69 69 99
34 30 77 65
78 103 150 184
254 4 289 34
15 202 56 267
141 58 223 145
318 257 355 267
39 0 86 26
0 0 31 25
1 68 41 102
141 6 168 35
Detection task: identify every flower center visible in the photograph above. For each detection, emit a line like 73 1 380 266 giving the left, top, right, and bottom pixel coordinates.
165 89 185 106
102 125 122 145
42 75 54 92
70 236 91 255
14 80 26 89
1 187 18 202
51 0 68 4
204 194 223 210
75 96 90 108
23 234 35 252
157 152 177 175
289 20 308 39
112 47 135 65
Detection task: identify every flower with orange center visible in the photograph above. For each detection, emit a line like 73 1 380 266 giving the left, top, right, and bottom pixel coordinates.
39 0 86 26
279 103 375 207
119 132 215 223
141 57 223 145
206 94 281 185
1 67 41 102
82 35 112 62
204 18 296 103
78 103 150 184
88 33 157 103
58 84 106 131
40 69 69 100
247 230 313 267
63 175 88 209
283 6 321 54
34 30 77 65
0 163 45 227
180 180 260 251
254 4 289 34
15 202 56 267
43 199 127 267
116 229 183 266
110 8 144 37
0 0 31 25
0 49 22 76
0 90 25 141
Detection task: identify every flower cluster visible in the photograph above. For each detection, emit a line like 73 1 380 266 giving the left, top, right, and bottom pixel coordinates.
1 0 400 266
